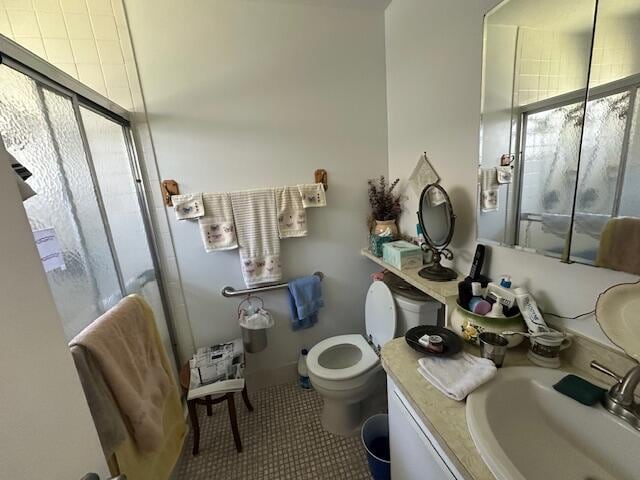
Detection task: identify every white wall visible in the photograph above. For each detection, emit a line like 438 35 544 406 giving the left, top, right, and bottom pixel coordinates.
125 0 388 380
385 0 637 345
0 147 108 478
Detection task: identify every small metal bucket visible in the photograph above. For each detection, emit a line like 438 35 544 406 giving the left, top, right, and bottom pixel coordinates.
241 326 268 353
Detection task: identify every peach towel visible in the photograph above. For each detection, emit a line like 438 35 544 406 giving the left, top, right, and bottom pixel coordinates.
596 217 640 275
70 295 180 453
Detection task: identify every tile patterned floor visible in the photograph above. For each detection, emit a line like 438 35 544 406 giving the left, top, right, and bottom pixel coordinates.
173 382 373 479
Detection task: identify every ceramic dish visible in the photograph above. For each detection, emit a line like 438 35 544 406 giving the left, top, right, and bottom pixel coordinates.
596 281 640 362
405 325 463 357
449 301 526 348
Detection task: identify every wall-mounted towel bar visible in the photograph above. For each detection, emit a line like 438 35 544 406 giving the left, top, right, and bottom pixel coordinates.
221 272 324 298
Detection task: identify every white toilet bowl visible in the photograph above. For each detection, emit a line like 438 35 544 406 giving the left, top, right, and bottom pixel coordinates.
307 279 441 436
307 334 384 436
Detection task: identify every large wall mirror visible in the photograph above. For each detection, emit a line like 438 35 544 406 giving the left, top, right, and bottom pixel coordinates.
478 0 640 275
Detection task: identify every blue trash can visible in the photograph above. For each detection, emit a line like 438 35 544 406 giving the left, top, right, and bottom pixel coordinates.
361 413 391 480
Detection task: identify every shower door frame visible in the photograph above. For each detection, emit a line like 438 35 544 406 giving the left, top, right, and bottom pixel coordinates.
0 35 180 365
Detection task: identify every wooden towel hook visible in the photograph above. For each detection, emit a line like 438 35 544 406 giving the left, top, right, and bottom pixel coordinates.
161 180 179 206
314 169 328 191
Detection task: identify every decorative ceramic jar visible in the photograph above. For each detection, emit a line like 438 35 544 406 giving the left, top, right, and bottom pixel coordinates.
370 234 393 257
374 219 398 238
449 302 526 348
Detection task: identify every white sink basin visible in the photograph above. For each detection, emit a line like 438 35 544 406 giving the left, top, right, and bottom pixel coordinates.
466 366 640 480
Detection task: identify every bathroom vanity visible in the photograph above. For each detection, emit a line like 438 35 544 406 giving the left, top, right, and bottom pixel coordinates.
381 335 639 480
387 376 464 479
382 338 516 480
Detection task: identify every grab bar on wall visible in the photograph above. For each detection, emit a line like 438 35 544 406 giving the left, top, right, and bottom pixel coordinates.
221 272 324 298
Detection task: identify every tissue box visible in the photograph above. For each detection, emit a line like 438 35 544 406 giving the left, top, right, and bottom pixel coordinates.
382 240 423 270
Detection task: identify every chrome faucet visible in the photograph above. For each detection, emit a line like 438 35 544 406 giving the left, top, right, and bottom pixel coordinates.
591 361 640 431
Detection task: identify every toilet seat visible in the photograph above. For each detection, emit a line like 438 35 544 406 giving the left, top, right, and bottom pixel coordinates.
365 281 396 348
306 334 379 381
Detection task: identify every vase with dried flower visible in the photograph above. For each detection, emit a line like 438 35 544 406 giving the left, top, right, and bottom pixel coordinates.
367 176 402 239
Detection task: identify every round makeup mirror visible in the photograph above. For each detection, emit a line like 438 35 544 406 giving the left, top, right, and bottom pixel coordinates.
417 184 457 281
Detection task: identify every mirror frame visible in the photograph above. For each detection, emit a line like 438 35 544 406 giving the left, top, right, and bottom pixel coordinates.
418 183 456 250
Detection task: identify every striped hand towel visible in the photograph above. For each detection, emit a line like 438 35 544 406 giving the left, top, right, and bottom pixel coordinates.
172 193 204 220
297 183 327 208
275 186 307 239
198 193 238 252
230 189 282 287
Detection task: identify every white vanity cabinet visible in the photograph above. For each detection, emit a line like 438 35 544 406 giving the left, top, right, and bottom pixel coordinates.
387 378 464 480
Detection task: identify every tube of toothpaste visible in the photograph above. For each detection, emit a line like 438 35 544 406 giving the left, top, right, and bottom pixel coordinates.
514 287 550 334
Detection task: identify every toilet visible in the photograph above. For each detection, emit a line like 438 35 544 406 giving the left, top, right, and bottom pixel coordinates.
307 280 440 436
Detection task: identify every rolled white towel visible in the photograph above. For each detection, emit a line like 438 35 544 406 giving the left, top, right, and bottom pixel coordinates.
417 352 496 401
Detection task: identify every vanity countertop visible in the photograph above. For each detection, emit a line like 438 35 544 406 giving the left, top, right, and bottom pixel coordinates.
361 248 460 303
381 338 535 480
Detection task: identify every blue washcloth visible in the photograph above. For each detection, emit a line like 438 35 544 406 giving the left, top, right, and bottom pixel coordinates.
287 275 324 330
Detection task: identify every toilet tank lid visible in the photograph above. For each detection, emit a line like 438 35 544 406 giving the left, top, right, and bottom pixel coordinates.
365 281 397 347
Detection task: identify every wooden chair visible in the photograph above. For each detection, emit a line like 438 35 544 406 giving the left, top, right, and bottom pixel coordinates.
179 362 254 455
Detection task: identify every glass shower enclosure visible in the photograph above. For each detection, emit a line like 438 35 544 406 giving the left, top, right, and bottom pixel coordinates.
0 41 177 361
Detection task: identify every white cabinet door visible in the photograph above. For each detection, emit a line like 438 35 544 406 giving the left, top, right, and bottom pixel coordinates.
388 380 458 480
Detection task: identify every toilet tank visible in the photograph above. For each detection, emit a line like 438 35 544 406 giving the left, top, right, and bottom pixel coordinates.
392 292 441 336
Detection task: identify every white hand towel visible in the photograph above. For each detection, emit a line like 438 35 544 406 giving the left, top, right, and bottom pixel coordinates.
230 189 282 287
297 183 327 208
496 166 513 184
198 193 238 252
479 168 499 213
172 193 204 220
275 186 307 238
417 352 496 401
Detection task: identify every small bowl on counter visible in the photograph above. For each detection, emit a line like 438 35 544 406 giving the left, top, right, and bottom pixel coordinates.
449 301 526 348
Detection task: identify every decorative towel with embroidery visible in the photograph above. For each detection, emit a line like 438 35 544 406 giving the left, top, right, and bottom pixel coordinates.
479 168 499 213
230 189 282 287
275 186 307 238
172 193 204 220
297 183 327 208
198 193 238 252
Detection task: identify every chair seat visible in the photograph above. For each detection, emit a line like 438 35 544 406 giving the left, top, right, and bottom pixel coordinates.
187 378 245 401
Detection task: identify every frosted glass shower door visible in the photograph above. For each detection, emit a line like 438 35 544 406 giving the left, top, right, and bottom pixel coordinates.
79 107 170 343
0 65 122 340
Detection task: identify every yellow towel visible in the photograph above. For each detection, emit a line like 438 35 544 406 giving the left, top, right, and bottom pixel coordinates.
71 294 186 480
596 217 640 275
107 394 186 480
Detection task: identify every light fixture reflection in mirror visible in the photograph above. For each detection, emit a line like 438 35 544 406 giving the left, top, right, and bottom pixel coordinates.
417 184 457 282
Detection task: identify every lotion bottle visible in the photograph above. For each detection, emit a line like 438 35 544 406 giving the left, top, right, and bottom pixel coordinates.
514 287 549 333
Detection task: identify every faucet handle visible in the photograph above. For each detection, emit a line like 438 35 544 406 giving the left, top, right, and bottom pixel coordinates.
590 361 623 383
